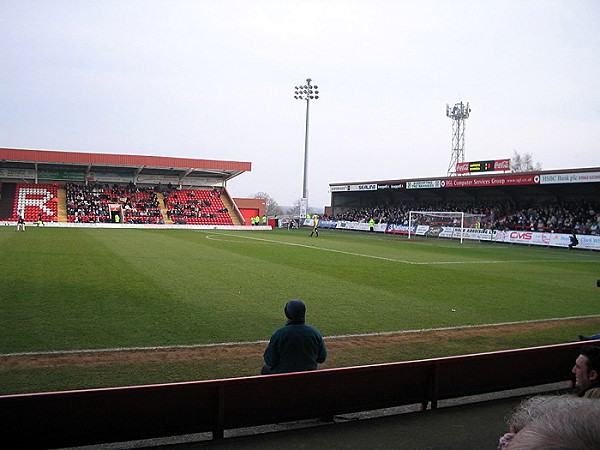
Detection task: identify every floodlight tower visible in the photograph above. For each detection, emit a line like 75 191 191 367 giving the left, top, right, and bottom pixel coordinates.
446 101 471 176
294 78 319 217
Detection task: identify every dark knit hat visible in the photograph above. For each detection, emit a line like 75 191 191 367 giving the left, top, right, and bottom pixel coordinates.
284 300 306 321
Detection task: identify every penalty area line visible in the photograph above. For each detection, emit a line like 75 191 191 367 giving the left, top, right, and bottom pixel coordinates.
2 315 598 358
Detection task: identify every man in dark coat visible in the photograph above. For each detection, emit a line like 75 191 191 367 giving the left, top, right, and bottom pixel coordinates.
261 300 327 374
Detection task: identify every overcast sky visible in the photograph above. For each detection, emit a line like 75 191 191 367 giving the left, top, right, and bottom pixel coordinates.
2 0 599 208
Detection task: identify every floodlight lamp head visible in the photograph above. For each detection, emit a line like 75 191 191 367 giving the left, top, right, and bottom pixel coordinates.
294 79 319 101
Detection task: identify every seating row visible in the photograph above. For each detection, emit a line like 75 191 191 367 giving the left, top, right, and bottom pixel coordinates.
165 189 233 225
13 184 59 222
5 184 234 226
66 183 164 224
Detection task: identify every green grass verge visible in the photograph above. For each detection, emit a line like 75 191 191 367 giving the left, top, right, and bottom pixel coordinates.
2 321 598 395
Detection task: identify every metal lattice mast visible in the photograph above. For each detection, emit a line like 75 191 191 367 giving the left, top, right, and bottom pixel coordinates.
446 101 471 176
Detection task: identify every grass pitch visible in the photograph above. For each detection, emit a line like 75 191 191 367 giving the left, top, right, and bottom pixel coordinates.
1 226 599 393
1 226 599 354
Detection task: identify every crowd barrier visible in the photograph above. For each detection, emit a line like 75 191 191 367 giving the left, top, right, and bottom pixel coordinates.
0 341 583 448
303 219 600 250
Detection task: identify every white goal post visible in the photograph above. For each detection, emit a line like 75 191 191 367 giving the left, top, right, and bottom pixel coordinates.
408 211 484 243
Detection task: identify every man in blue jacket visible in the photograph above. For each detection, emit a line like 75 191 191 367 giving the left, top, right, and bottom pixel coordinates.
261 300 327 374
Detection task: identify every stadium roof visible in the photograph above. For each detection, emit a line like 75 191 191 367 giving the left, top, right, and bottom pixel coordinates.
329 166 600 190
0 147 251 185
328 166 600 208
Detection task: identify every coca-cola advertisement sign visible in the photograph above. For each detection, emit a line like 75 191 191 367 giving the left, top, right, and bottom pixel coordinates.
455 159 510 173
456 162 470 174
494 159 510 171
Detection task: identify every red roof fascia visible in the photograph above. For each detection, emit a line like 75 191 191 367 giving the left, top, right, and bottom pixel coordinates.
0 148 251 172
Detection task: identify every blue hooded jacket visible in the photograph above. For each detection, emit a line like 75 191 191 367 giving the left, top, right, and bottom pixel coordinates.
263 300 327 374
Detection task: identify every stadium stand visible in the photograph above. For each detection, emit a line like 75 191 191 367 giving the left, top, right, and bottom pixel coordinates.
165 188 234 225
122 189 164 224
12 184 58 223
2 182 238 226
2 180 598 234
333 199 600 235
66 182 164 224
0 341 582 448
66 182 111 223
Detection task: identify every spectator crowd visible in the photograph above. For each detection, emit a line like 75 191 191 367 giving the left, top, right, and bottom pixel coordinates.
332 199 600 235
164 187 228 224
66 182 163 224
66 183 233 225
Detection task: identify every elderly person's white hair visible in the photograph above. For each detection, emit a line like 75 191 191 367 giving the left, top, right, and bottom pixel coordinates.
507 395 584 432
507 396 600 449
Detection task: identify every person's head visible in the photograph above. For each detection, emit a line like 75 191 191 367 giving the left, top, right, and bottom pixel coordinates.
572 346 600 390
507 395 585 435
507 397 600 449
284 300 306 323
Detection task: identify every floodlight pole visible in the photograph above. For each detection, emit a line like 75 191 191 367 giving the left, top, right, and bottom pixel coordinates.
302 95 310 201
294 78 319 217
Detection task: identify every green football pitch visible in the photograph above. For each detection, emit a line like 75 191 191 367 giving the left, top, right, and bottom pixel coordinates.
1 226 599 354
1 226 599 393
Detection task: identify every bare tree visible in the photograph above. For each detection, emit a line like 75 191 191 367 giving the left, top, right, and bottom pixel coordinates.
287 198 311 216
511 150 542 172
251 192 282 216
287 199 302 216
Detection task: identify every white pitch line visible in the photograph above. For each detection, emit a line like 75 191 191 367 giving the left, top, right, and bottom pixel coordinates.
2 315 599 358
326 314 600 339
204 232 589 265
1 340 270 358
210 233 417 263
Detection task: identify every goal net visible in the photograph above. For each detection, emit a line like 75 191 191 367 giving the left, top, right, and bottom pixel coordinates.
408 211 484 243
